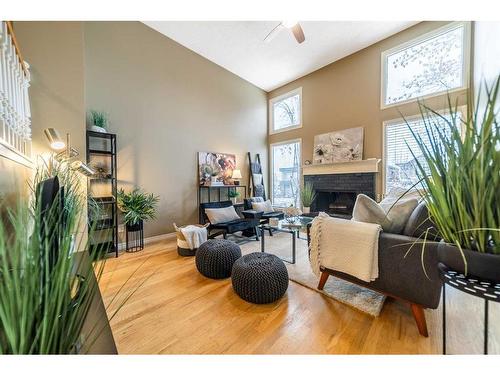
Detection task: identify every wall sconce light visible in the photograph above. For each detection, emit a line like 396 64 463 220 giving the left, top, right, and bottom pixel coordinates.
70 160 95 177
44 128 66 150
44 127 95 177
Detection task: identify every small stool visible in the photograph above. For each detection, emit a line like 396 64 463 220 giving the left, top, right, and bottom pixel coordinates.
231 252 289 304
195 239 241 279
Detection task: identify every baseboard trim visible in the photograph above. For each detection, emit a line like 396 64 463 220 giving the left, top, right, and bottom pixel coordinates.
117 232 176 251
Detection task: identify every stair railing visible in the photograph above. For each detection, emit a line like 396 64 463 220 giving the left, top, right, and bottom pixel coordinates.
0 21 32 161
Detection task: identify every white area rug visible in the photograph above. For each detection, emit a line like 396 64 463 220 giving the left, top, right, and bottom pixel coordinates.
239 231 386 317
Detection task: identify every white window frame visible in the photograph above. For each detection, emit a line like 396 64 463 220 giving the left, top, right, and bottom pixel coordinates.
382 106 467 195
380 21 471 109
269 87 303 135
269 138 302 208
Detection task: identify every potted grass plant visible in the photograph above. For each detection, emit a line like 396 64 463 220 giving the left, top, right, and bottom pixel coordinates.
89 110 109 133
0 158 149 354
300 182 316 214
407 75 499 281
117 188 159 232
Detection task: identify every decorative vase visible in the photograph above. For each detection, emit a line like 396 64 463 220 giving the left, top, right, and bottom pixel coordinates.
303 207 310 214
438 240 500 282
90 125 107 133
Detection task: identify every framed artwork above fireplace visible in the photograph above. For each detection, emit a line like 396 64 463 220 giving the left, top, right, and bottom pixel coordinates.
313 127 364 165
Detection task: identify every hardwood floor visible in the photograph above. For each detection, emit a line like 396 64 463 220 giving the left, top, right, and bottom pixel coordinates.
99 238 499 354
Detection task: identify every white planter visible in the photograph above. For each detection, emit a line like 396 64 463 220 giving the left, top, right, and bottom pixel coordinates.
90 125 107 133
211 176 218 184
231 197 238 205
303 207 310 214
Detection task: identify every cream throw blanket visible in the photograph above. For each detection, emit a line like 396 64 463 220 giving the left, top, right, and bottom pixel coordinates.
179 225 207 249
309 212 382 282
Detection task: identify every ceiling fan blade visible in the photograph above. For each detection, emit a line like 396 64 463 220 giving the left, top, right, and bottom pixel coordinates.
264 23 283 43
291 23 305 44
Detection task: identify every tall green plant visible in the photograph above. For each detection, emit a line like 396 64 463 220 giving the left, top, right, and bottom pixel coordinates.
300 182 316 207
0 158 103 354
0 158 156 353
407 75 499 255
117 188 159 226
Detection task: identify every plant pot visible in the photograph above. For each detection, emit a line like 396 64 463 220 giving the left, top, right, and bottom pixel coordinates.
126 220 143 232
438 240 500 282
231 197 238 205
211 176 218 184
90 125 107 133
303 207 310 214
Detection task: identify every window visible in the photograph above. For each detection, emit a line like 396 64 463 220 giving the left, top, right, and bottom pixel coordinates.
269 87 302 134
270 139 301 207
383 110 464 194
381 22 470 108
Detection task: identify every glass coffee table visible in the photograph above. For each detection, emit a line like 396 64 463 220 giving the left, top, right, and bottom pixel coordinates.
259 216 313 264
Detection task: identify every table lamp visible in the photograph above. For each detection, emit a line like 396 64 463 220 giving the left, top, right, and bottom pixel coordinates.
232 169 242 185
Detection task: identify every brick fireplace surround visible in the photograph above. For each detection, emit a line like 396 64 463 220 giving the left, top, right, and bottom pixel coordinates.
304 172 376 218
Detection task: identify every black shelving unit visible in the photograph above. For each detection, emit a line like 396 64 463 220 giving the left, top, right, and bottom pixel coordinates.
86 130 118 257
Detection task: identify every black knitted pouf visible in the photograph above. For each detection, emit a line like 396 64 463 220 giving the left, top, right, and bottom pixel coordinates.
195 239 242 279
231 252 289 304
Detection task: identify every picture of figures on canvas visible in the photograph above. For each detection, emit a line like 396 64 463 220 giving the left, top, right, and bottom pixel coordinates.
313 127 364 164
198 151 236 186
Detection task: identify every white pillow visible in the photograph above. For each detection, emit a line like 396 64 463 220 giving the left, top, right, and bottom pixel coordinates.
252 199 274 213
253 173 263 185
352 193 419 234
205 206 240 224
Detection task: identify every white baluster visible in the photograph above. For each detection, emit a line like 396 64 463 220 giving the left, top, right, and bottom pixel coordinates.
0 21 32 156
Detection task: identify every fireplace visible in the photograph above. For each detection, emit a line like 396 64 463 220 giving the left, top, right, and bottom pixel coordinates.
315 191 357 217
304 172 376 218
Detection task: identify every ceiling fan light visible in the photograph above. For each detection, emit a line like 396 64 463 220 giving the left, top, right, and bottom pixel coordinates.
281 20 298 29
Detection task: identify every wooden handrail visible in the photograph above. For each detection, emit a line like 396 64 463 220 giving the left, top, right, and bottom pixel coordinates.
5 21 28 77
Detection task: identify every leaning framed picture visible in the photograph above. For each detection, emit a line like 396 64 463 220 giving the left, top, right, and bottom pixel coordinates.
198 151 236 186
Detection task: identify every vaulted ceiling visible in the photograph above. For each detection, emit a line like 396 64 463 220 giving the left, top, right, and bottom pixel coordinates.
144 21 418 91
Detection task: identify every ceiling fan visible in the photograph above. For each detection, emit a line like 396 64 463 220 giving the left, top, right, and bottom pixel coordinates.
264 21 305 44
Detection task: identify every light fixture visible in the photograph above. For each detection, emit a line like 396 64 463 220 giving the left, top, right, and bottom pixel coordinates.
70 160 95 177
44 128 65 150
232 169 242 185
281 20 298 29
55 147 79 161
44 127 95 176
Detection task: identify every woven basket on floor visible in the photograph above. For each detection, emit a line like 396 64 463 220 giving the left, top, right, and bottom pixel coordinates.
173 223 209 256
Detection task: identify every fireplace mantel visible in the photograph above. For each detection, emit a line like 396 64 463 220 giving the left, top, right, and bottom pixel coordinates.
302 159 381 175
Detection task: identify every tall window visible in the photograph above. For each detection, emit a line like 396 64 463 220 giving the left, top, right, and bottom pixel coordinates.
381 22 470 108
269 87 302 134
383 110 463 194
271 139 301 207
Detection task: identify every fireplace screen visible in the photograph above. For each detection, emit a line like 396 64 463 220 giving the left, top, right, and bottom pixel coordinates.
313 191 357 217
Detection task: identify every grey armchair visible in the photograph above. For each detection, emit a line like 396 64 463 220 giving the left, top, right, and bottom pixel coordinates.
312 203 442 337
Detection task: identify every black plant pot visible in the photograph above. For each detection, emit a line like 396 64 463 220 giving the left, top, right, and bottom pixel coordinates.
126 220 144 252
438 240 500 282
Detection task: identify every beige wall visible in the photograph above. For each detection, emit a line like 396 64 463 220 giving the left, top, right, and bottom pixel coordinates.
14 22 86 159
268 21 468 196
84 22 268 237
2 22 86 216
